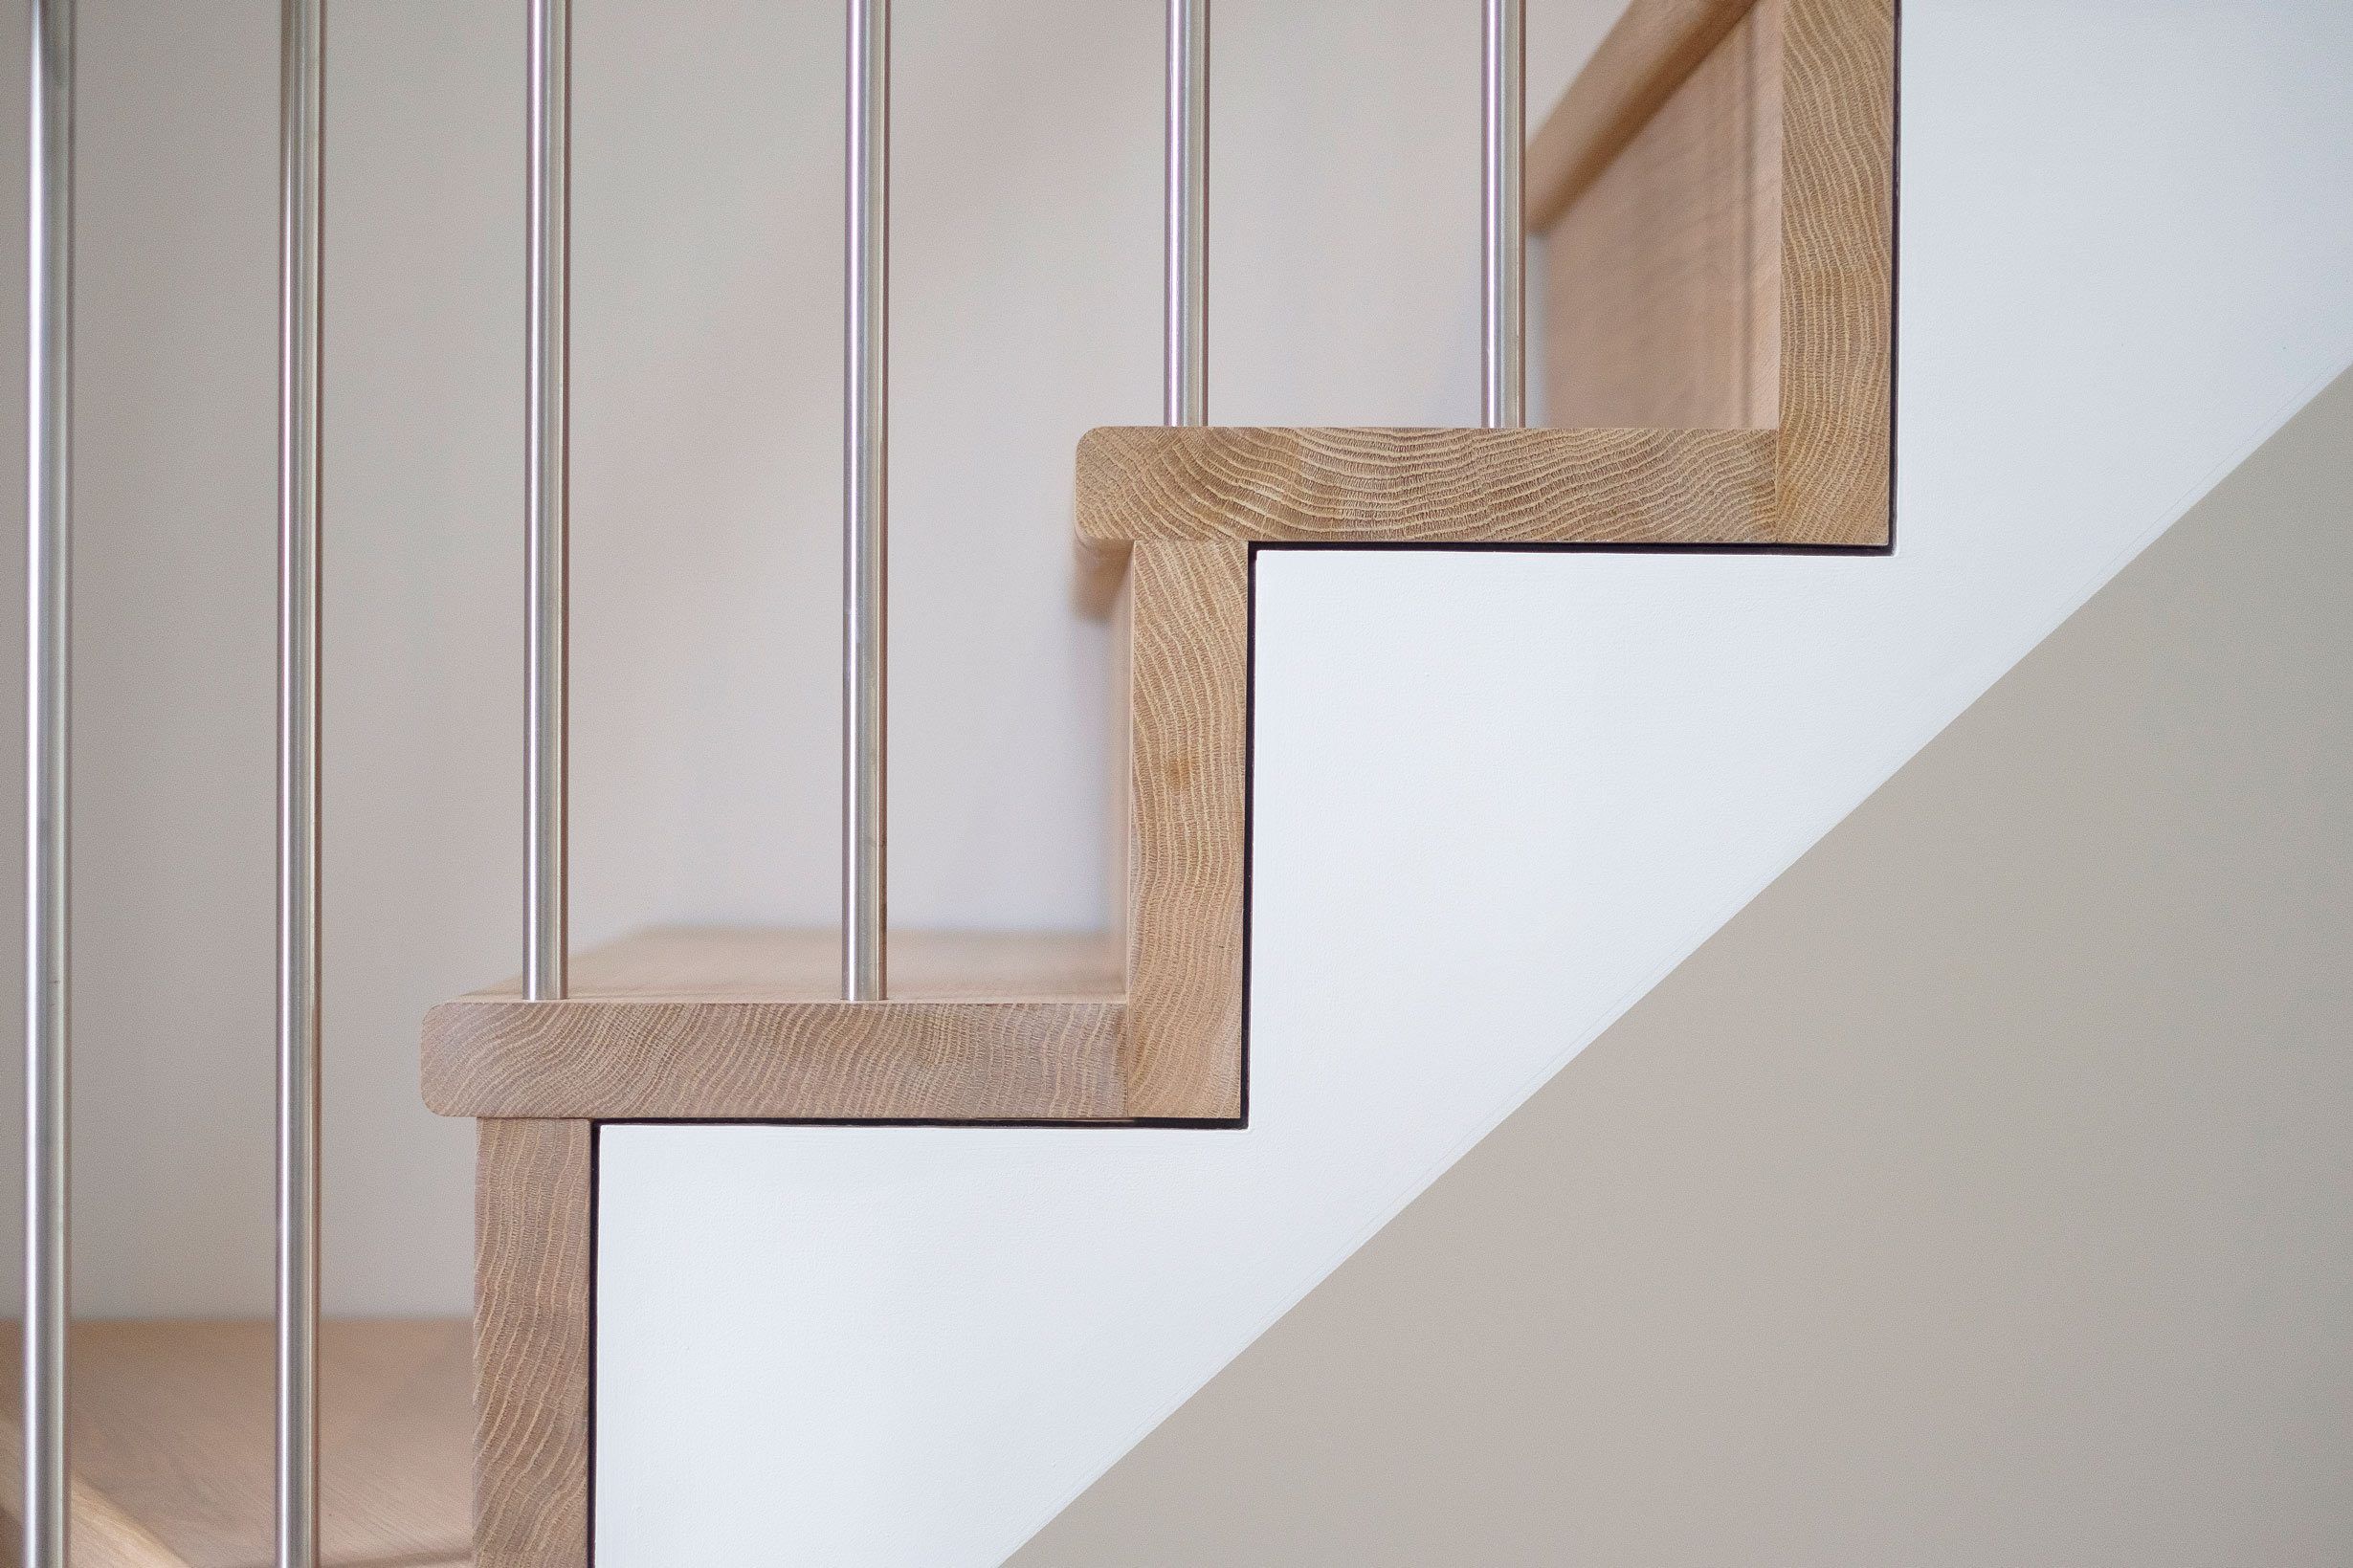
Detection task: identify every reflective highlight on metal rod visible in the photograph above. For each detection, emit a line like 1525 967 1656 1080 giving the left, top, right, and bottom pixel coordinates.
1165 0 1208 425
844 0 888 1000
526 0 569 1002
1481 0 1525 429
21 2 73 1563
276 1 324 1564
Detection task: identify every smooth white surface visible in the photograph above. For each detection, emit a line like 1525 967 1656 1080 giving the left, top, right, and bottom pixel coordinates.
598 4 2353 1563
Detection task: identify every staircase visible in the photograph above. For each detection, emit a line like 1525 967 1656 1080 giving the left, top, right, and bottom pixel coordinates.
10 0 1893 1562
430 0 1893 1559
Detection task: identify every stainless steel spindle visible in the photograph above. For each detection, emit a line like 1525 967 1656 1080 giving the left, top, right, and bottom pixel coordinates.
1481 0 1524 429
21 2 73 1564
843 0 888 1001
1165 0 1208 425
276 1 324 1564
526 0 569 1002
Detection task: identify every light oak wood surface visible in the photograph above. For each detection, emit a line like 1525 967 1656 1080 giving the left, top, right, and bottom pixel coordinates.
475 1120 591 1568
424 929 1127 1121
1773 0 1895 543
1074 535 1131 620
1527 0 1761 232
466 925 1121 1002
1529 0 1892 543
1106 563 1136 954
0 1319 470 1568
1123 542 1249 1119
1547 0 1782 430
0 1417 187 1568
1077 427 1780 547
1083 0 1890 563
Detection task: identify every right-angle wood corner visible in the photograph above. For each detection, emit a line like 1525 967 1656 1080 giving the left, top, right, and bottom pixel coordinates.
1077 0 1897 561
1076 0 1895 1140
1532 0 1896 545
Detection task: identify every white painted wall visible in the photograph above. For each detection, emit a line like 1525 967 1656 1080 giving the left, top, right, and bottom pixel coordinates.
0 0 1617 1316
597 2 2353 1562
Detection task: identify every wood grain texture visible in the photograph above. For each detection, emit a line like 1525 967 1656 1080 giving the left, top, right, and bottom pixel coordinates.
1546 0 1782 431
1531 0 1893 542
1775 0 1896 543
0 1416 190 1567
476 1120 591 1568
1107 565 1135 953
0 1319 470 1568
1123 541 1248 1119
1074 535 1131 619
1077 427 1780 546
424 929 1126 1121
1526 0 1762 231
465 926 1121 1002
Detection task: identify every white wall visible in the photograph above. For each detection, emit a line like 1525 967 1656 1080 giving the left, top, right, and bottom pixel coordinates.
1015 369 2353 1566
0 0 1603 1316
596 2 2353 1562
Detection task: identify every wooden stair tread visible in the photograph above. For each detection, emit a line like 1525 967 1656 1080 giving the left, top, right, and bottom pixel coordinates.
0 1319 471 1568
423 927 1130 1121
1077 425 1784 548
1069 424 1822 612
459 924 1121 1003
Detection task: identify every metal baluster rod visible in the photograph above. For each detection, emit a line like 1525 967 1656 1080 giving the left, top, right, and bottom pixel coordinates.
21 2 73 1563
1481 0 1524 429
526 0 569 1002
276 1 325 1564
843 0 888 1001
1165 0 1208 426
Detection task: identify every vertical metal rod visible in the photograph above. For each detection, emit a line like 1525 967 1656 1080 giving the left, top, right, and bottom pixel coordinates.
276 1 325 1565
20 2 72 1564
843 0 888 1001
1165 0 1208 426
1480 0 1525 429
525 0 569 1002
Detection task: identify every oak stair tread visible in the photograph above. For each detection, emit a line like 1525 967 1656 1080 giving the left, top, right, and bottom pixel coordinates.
1077 425 1783 547
1070 425 1804 615
0 1318 471 1568
456 924 1121 1003
422 926 1130 1122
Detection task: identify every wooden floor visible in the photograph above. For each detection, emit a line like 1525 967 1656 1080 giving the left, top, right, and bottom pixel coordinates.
0 1318 471 1568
